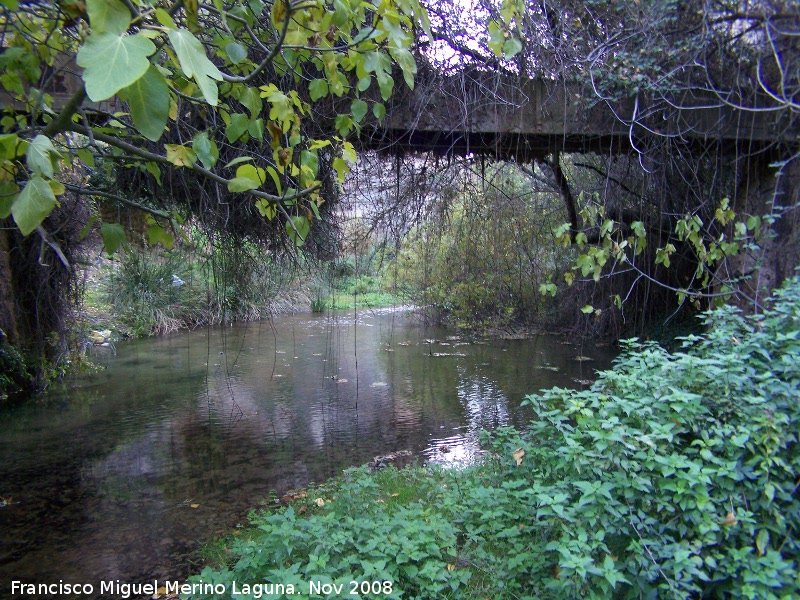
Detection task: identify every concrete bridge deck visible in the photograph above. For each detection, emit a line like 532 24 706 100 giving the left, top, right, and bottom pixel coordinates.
361 74 797 160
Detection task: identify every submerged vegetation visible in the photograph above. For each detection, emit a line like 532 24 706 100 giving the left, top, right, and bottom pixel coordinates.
189 277 800 599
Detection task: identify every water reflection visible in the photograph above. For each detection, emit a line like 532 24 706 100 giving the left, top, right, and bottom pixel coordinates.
0 308 614 596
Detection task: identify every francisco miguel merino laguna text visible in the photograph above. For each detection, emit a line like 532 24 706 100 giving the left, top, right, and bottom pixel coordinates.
12 579 396 597
11 580 258 598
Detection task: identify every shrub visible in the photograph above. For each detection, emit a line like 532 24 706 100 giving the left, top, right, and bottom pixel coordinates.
484 277 800 598
188 466 472 599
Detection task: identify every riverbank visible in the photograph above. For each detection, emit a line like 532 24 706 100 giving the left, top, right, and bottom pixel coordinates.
185 278 800 599
78 250 404 344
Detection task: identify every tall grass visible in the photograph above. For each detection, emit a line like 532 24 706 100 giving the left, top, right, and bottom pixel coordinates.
103 234 304 336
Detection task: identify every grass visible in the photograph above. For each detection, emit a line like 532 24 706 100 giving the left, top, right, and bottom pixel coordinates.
327 290 402 310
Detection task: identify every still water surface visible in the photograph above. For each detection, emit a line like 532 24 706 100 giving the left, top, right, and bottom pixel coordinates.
0 308 615 597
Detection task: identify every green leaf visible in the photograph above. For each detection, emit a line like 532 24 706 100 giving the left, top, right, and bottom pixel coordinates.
48 180 65 196
372 102 386 121
332 157 350 182
356 76 371 92
225 41 248 64
86 0 131 35
77 32 156 101
79 215 97 240
351 99 368 123
0 133 27 160
185 0 201 33
580 305 595 314
756 529 770 556
168 28 224 106
146 223 175 249
122 66 169 141
227 164 266 192
238 87 263 118
286 215 310 246
0 181 20 218
335 114 353 136
144 161 162 185
503 38 522 59
0 0 20 9
164 144 197 167
12 176 58 236
266 165 282 195
26 134 62 179
309 79 329 102
237 164 266 184
390 47 417 89
255 199 277 220
192 131 219 169
100 222 126 254
376 71 394 101
488 21 506 57
225 113 251 143
341 141 356 162
331 0 350 27
227 177 259 192
154 8 177 29
223 156 254 169
77 148 95 167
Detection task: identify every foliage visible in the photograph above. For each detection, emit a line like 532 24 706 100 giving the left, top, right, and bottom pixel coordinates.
0 336 30 397
189 465 471 599
101 232 301 335
386 162 571 328
484 275 800 598
0 0 429 251
104 247 210 336
191 276 800 599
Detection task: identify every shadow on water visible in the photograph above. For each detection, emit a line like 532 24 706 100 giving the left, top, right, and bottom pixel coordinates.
0 308 615 597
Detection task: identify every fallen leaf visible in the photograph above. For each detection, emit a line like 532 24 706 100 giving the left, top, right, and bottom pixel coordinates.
720 511 738 526
190 503 200 509
315 498 325 508
513 447 525 466
446 564 456 572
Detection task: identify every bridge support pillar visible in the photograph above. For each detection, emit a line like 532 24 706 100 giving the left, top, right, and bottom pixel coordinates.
730 155 800 310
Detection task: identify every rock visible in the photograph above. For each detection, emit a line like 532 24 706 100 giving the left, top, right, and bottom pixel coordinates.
367 450 413 471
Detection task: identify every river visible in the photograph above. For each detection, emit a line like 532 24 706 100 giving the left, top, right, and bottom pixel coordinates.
0 308 615 597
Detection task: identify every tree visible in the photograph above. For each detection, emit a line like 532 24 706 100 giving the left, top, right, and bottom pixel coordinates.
0 0 429 361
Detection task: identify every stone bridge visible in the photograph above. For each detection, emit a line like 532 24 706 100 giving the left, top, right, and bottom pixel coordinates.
360 72 798 161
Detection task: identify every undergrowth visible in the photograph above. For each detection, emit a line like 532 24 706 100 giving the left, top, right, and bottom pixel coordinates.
187 277 800 599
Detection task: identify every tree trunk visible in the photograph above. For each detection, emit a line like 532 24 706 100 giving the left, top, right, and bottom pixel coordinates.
0 222 20 346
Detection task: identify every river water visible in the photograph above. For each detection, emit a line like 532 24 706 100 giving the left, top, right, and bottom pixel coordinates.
0 308 615 597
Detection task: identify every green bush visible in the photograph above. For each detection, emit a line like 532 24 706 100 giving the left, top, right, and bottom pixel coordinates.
482 277 800 598
187 278 800 599
188 466 472 599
